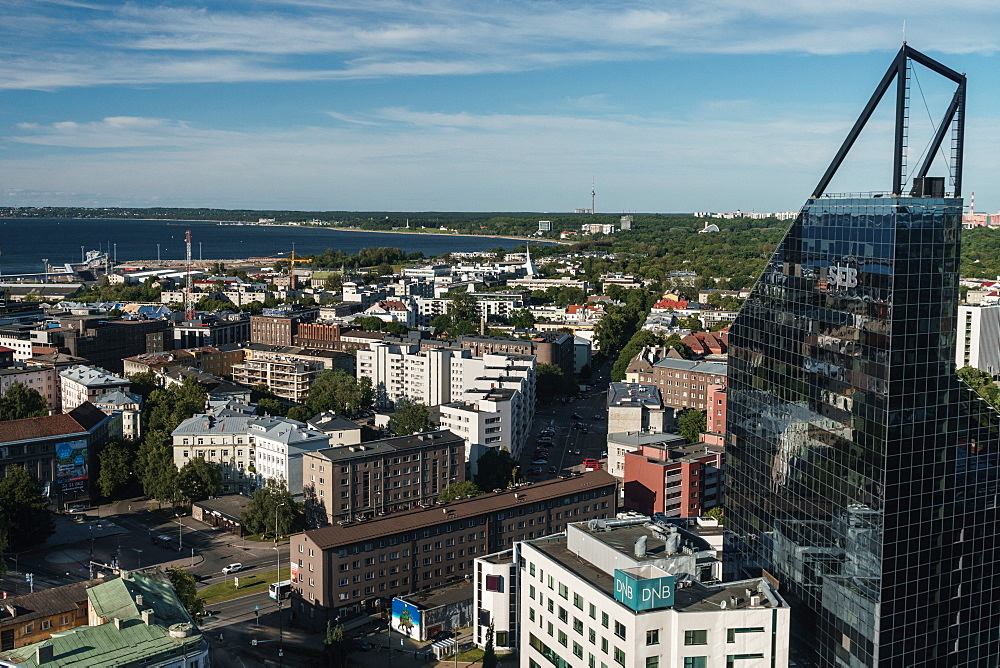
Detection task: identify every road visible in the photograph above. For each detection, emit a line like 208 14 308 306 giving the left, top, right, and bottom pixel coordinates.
522 363 611 481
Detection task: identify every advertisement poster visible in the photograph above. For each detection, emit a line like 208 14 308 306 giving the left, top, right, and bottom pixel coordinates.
55 439 88 492
391 598 421 638
290 561 299 583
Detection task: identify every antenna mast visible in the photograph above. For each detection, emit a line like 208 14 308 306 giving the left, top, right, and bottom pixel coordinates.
185 230 195 320
591 178 595 214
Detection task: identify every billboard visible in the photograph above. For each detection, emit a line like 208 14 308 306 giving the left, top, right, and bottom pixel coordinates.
613 569 674 611
391 598 421 639
55 439 88 492
290 561 300 583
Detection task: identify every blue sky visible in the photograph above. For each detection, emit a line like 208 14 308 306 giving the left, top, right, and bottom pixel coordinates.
2 1 999 213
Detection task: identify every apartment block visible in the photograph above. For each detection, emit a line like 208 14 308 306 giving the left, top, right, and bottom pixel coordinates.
956 303 1000 377
302 429 465 525
438 386 533 463
622 441 724 517
0 364 60 413
627 357 727 413
607 383 672 437
289 470 618 629
172 313 249 349
59 365 130 413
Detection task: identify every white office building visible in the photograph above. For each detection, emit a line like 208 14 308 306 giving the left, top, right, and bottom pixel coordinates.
956 303 1000 377
504 518 790 668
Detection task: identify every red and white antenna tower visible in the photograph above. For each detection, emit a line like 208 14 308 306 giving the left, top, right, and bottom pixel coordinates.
185 230 195 320
971 191 975 216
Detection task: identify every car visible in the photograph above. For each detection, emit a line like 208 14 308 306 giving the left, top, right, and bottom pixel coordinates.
531 458 549 465
222 563 243 575
572 449 581 456
67 504 88 513
351 640 374 652
592 414 603 420
537 436 553 443
600 450 608 458
571 413 582 420
581 428 588 434
547 466 557 474
540 428 555 436
430 630 454 642
527 467 543 476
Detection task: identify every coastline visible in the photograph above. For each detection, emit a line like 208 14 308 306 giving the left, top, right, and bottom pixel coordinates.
119 218 569 245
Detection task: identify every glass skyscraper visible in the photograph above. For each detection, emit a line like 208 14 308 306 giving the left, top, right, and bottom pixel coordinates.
726 48 999 667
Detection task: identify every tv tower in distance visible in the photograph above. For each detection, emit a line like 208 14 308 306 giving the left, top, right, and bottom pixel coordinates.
591 178 595 214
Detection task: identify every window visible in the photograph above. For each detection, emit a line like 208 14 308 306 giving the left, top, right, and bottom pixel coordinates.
727 627 765 642
683 658 707 668
614 621 626 640
558 607 568 623
645 659 659 668
614 647 626 666
601 612 609 628
573 642 584 659
573 618 583 634
558 583 568 599
573 593 584 609
40 620 51 631
646 629 659 645
589 603 596 619
684 630 708 645
558 630 568 647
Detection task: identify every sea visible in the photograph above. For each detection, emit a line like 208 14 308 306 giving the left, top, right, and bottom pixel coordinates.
0 218 546 276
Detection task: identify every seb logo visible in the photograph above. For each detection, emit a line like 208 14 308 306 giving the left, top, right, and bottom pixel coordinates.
613 570 675 611
829 265 858 289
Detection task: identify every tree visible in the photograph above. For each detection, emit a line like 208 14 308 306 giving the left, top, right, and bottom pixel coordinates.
306 370 374 416
241 477 301 538
677 410 707 444
536 363 578 401
678 315 704 331
388 400 433 436
704 506 724 524
286 405 312 422
958 366 1000 409
0 382 48 420
508 309 535 329
430 314 452 332
136 429 179 506
325 622 349 668
0 465 55 551
177 458 222 502
474 449 521 491
382 321 409 337
167 567 204 620
447 291 479 323
482 622 498 668
256 397 287 417
438 480 482 502
97 439 134 498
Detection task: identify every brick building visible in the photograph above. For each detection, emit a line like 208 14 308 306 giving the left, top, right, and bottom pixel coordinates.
249 306 319 346
458 332 575 377
626 356 727 412
302 429 466 526
290 470 618 628
621 440 724 517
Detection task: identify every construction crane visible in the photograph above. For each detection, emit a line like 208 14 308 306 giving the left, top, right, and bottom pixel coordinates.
185 230 195 321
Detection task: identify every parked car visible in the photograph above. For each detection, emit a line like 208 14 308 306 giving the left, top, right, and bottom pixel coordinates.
531 458 549 465
351 640 374 652
571 413 582 420
67 505 88 514
600 450 608 458
547 466 557 475
222 563 243 574
592 414 603 420
572 449 581 456
527 467 543 476
581 428 588 434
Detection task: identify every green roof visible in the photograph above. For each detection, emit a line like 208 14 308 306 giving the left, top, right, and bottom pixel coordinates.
0 573 204 668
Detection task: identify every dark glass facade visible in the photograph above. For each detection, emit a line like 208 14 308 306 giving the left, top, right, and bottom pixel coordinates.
726 196 1000 666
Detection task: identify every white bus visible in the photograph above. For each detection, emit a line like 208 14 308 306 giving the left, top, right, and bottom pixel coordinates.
268 580 292 600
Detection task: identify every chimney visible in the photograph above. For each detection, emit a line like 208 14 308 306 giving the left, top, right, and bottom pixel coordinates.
113 617 124 630
136 594 143 607
36 644 54 664
634 535 648 558
141 609 155 626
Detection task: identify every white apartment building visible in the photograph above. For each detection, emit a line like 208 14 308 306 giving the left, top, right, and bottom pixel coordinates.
0 363 60 412
92 389 143 441
59 364 131 413
413 292 528 327
510 518 790 668
0 329 34 361
248 417 331 496
956 303 1000 377
358 343 535 411
438 387 529 468
172 414 257 495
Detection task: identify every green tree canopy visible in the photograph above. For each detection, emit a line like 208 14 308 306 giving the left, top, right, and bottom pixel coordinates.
241 477 301 538
474 449 521 492
437 480 482 502
136 429 179 506
325 622 349 668
958 366 1000 409
677 409 707 444
144 377 207 434
447 291 479 323
508 309 535 329
0 465 55 551
388 400 433 436
306 370 374 416
536 363 578 401
482 622 498 668
0 382 48 421
167 567 204 620
97 439 135 499
286 405 312 422
177 457 223 502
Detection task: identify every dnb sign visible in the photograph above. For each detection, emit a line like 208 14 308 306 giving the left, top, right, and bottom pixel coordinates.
613 570 675 611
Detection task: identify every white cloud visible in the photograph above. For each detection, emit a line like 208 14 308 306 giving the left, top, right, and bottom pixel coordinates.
3 1 999 89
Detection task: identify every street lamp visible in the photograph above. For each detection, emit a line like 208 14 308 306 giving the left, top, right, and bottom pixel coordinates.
175 513 183 552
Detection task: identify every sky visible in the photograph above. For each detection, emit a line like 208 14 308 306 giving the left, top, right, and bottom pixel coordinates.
2 1 1000 214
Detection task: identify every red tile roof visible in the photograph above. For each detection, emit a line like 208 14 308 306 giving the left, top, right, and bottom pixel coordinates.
0 402 106 444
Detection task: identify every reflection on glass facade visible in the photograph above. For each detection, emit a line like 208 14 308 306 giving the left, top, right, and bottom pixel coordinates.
726 197 1000 666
